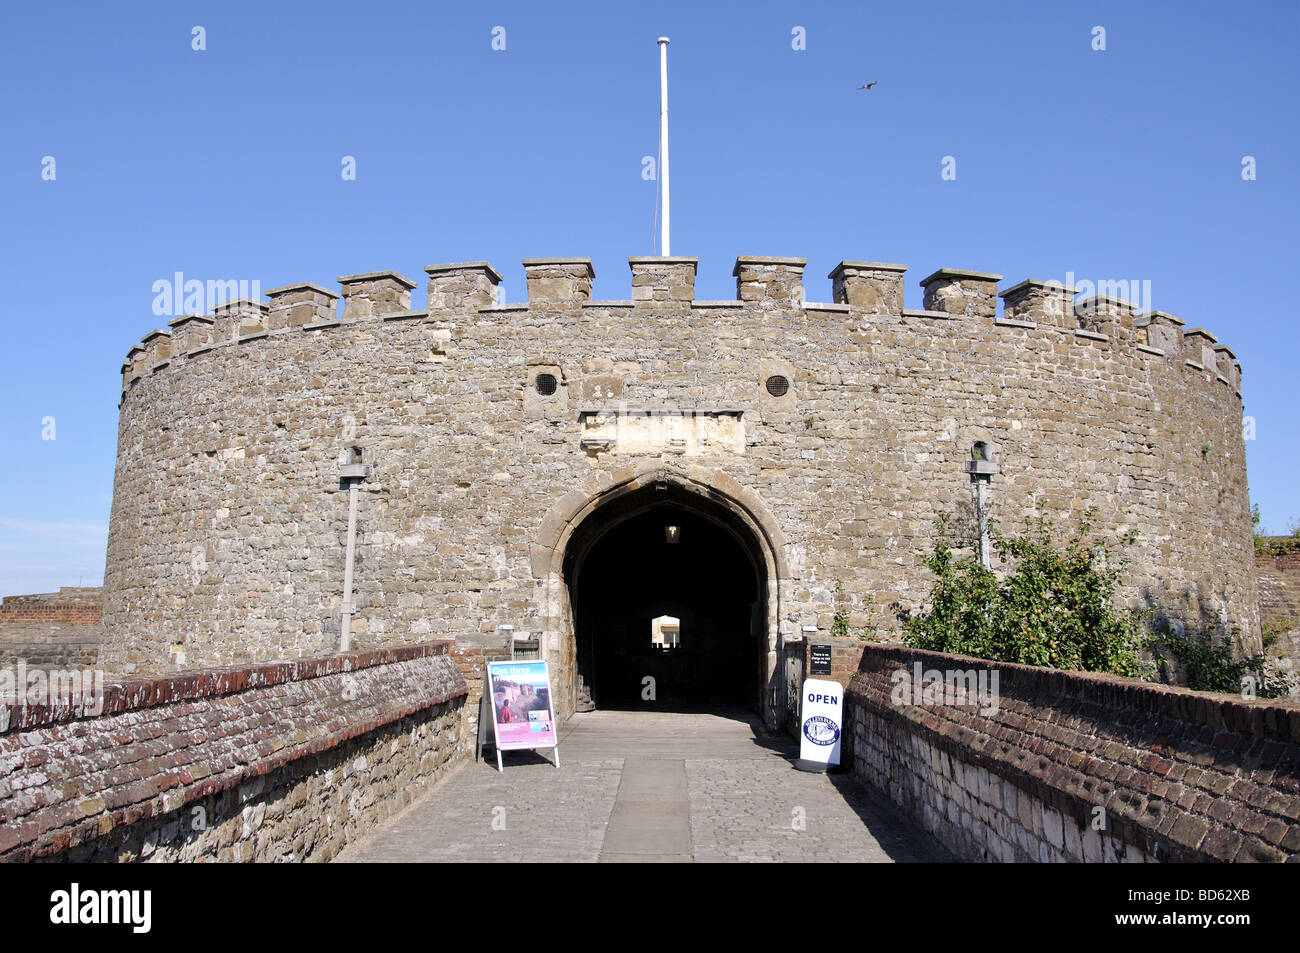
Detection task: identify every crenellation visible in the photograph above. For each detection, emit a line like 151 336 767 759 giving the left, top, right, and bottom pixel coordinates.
424 262 502 313
919 268 1002 319
628 256 697 306
1075 295 1136 342
1000 279 1076 329
733 256 806 307
829 261 907 314
1214 345 1240 391
167 313 215 355
1184 328 1219 375
1137 311 1184 356
213 297 270 339
267 282 340 329
102 250 1261 701
522 258 595 310
140 328 172 365
338 271 416 319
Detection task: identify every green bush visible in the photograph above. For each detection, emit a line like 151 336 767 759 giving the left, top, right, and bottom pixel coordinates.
1156 627 1295 699
901 515 1150 678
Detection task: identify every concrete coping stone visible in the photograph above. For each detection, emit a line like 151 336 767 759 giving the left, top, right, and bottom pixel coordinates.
581 300 636 308
238 331 269 343
187 346 215 358
381 310 430 322
126 344 146 357
1183 326 1218 342
1074 329 1110 342
828 261 907 278
521 257 595 275
903 308 953 319
732 256 807 275
804 301 850 312
1185 360 1204 371
424 261 504 283
212 297 269 313
691 300 745 309
304 320 342 331
265 281 340 299
1216 375 1231 386
1214 343 1238 359
337 270 418 290
1137 310 1185 326
993 318 1037 329
1136 344 1165 357
919 268 1003 286
628 256 698 267
140 328 172 343
999 278 1078 298
1075 294 1138 311
167 313 214 327
149 361 170 373
480 303 529 313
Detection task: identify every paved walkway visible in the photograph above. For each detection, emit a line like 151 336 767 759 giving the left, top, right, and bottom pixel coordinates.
336 708 942 863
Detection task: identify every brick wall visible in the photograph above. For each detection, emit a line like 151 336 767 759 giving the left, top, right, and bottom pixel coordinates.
0 587 102 624
847 644 1300 862
0 641 467 861
1257 544 1300 660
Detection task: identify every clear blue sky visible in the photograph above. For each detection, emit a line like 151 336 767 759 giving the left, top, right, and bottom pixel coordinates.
1 0 1296 596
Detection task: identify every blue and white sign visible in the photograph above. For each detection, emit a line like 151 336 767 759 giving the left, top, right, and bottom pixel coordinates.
798 678 843 771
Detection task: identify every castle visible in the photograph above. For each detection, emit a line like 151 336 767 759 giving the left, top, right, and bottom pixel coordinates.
101 254 1258 728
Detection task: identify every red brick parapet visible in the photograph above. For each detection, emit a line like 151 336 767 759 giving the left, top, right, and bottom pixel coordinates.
1 640 455 734
0 641 467 861
847 644 1300 862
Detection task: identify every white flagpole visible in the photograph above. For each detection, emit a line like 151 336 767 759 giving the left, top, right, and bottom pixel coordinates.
658 36 670 256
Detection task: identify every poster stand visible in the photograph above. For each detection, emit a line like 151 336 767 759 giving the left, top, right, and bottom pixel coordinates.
481 660 560 772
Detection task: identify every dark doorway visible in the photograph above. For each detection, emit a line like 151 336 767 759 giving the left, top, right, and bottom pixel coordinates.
565 487 764 711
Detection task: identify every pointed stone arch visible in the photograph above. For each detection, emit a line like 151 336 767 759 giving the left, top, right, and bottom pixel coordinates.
531 463 790 727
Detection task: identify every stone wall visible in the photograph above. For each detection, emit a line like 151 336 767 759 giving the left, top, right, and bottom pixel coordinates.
0 588 103 669
100 254 1258 720
846 645 1300 862
0 642 467 862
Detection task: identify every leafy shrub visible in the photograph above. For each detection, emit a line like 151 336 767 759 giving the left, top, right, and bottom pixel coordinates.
901 515 1150 678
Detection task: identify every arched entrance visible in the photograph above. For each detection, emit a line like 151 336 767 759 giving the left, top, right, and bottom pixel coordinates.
533 465 785 722
565 487 765 710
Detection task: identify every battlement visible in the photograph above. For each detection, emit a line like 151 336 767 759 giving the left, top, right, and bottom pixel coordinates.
118 254 1245 402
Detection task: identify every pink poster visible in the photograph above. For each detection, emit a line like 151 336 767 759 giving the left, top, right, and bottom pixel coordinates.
486 661 557 750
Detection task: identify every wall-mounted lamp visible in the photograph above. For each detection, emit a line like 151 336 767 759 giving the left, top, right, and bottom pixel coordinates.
664 524 680 544
962 441 998 569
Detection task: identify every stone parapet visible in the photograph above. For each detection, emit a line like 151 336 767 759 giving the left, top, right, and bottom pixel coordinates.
523 258 595 310
920 268 1002 319
734 256 806 307
338 271 416 320
425 262 502 313
267 282 340 329
628 256 697 306
829 261 907 313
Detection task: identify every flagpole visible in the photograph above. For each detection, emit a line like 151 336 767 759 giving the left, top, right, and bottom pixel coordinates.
658 36 670 256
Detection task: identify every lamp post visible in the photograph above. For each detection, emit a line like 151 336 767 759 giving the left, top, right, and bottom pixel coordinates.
963 442 998 569
338 448 371 652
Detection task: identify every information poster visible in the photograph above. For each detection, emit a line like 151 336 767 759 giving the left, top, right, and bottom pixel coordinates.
486 660 557 751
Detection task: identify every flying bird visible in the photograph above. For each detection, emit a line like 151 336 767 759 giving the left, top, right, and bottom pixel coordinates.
858 82 877 90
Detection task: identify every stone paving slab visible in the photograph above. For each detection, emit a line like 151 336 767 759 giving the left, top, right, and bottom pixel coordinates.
336 708 942 863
